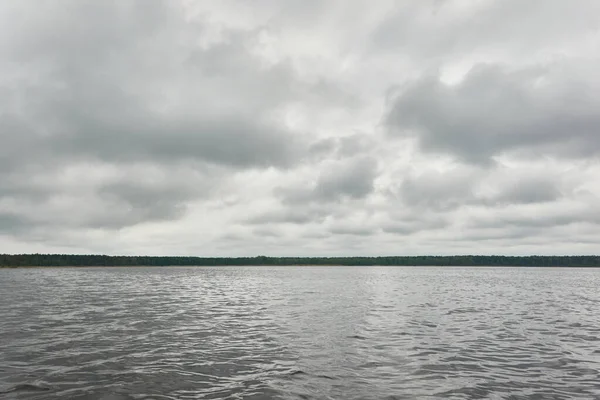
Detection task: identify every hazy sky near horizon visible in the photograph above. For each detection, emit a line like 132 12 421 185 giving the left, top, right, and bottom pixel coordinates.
2 0 600 256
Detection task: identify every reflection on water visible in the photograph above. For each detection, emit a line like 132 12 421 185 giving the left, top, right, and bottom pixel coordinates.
1 266 599 399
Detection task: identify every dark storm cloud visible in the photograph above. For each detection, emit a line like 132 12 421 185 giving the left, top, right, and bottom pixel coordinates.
386 64 600 163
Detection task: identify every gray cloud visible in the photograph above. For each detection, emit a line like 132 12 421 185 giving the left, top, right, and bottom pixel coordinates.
382 216 448 236
2 1 307 171
329 225 377 236
47 116 303 169
396 168 479 211
278 157 378 205
0 213 31 234
2 0 600 255
315 157 378 200
0 0 327 239
245 208 329 225
0 163 220 233
491 177 562 205
252 227 284 239
386 64 600 163
94 177 209 229
307 133 378 166
393 167 568 212
370 0 600 60
470 204 600 231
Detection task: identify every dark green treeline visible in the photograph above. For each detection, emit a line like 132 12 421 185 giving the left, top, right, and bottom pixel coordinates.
1 254 600 267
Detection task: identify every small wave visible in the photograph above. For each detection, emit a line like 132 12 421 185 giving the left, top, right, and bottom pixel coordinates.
2 266 600 399
446 307 481 315
347 334 367 340
0 383 51 394
288 370 335 381
315 374 335 380
289 369 307 376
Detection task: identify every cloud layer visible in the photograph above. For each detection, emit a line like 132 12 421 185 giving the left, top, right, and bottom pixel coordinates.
1 0 600 256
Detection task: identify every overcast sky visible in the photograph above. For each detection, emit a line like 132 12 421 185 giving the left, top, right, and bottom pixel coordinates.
1 0 600 256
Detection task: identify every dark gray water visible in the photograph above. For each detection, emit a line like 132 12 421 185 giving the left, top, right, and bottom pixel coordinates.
1 266 599 400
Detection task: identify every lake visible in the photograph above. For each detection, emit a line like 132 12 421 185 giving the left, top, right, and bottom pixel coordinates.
1 266 599 399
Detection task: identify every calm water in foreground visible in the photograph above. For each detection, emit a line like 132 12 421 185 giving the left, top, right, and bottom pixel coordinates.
1 266 599 400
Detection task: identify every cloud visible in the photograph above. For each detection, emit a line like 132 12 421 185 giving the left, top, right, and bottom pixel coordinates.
1 1 312 171
47 116 304 169
244 208 328 225
382 218 448 236
2 0 600 256
489 177 562 205
392 165 569 212
0 162 221 235
93 173 213 229
370 0 600 62
309 133 377 160
386 63 600 163
0 0 330 239
0 213 31 234
395 166 480 211
469 200 600 231
278 157 379 205
314 157 378 200
329 225 376 236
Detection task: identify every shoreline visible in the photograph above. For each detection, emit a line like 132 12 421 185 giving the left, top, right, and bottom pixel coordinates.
3 254 600 268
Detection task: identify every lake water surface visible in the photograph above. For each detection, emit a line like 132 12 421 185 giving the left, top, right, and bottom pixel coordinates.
1 266 599 399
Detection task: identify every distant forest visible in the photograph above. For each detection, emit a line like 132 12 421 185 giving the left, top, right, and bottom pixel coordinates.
1 254 600 267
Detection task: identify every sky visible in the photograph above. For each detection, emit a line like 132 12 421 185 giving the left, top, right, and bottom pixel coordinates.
1 0 600 256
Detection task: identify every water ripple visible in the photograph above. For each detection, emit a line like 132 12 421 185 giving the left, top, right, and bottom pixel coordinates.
1 266 600 399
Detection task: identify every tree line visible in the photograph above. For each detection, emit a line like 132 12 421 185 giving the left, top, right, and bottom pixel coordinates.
1 254 600 267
